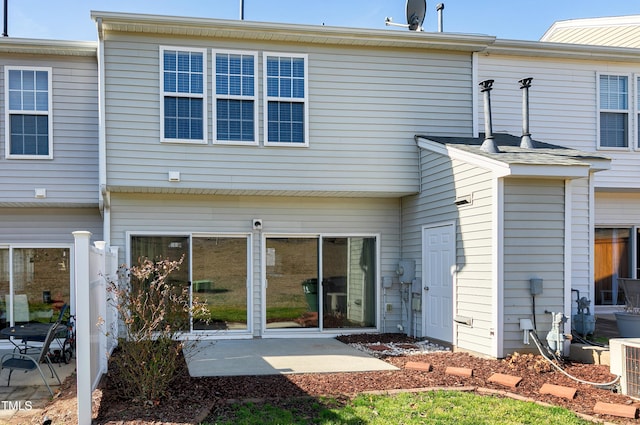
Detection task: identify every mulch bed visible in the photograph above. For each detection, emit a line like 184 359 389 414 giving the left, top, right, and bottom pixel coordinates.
13 334 640 425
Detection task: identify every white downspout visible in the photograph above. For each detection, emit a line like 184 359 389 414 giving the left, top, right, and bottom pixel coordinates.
472 52 479 138
588 174 596 308
493 177 504 358
564 179 573 355
96 17 110 247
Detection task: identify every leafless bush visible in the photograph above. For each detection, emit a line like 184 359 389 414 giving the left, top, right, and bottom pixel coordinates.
104 256 208 403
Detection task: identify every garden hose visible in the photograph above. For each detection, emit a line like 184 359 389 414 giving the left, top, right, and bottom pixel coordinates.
529 330 620 388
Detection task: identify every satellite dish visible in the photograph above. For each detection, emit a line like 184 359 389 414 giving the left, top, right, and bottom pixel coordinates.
406 0 426 31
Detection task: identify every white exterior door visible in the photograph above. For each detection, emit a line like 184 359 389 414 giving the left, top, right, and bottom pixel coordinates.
422 223 454 343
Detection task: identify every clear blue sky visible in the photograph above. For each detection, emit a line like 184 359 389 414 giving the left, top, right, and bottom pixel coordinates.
4 0 640 42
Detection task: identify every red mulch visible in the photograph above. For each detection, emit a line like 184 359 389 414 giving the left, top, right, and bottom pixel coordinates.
11 334 640 425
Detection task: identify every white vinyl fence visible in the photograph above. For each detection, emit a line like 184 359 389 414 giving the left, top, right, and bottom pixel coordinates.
73 231 119 425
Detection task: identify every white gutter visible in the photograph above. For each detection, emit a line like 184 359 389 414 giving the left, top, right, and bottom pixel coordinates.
563 179 573 356
0 37 96 55
493 177 504 358
96 17 110 246
89 10 495 53
485 38 640 63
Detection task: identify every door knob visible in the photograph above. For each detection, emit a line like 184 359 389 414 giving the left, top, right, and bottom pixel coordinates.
424 286 429 291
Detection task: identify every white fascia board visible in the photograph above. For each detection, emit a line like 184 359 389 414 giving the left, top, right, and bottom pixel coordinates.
416 137 512 176
0 38 96 56
91 11 494 52
584 158 611 172
507 164 590 179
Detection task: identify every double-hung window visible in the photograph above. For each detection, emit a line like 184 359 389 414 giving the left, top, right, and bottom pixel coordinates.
161 47 206 143
598 74 629 148
214 50 258 144
5 67 52 159
263 53 308 146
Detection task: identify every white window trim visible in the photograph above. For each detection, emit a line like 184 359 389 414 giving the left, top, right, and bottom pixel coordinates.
596 72 632 151
126 231 254 336
159 46 208 145
4 66 53 159
262 52 309 147
260 232 381 336
212 49 259 146
0 244 74 334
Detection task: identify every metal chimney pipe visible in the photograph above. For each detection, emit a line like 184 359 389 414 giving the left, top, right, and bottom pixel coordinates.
479 79 499 153
2 0 7 37
436 3 444 32
519 77 534 149
240 0 244 20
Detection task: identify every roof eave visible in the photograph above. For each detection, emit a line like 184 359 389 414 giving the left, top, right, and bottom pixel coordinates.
90 10 495 52
0 37 97 56
485 38 640 62
416 136 594 179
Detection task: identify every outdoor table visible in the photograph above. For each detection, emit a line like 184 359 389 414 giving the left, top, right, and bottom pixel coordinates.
0 322 63 354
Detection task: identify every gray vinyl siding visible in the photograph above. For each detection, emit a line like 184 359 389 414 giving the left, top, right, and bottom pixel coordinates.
402 149 494 356
0 54 98 205
595 192 640 225
103 34 473 196
109 193 402 335
502 179 565 357
453 164 493 356
478 53 640 191
0 208 102 243
570 178 591 308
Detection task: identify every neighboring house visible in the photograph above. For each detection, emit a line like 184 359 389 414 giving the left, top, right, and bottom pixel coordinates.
0 37 101 344
541 16 640 307
477 38 640 314
541 15 640 48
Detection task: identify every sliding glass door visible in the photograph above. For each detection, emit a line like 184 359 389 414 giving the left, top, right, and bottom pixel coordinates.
322 237 376 329
192 236 248 331
0 247 71 329
130 234 250 333
265 237 319 329
594 228 630 305
130 235 191 331
265 235 377 332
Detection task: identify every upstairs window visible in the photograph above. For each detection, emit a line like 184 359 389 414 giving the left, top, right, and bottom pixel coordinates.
214 51 257 144
5 67 52 159
599 74 629 148
161 47 206 143
264 53 308 146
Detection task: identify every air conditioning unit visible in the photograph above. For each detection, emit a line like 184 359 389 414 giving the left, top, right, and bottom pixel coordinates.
610 338 640 399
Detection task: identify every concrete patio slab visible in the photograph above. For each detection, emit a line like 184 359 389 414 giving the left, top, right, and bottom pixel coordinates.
0 349 76 421
183 338 399 377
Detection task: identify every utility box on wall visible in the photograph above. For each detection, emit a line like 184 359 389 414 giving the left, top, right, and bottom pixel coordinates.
397 260 415 283
411 294 421 311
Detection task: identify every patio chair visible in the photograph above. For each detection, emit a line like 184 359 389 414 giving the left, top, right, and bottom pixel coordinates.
0 322 62 396
18 304 69 354
5 294 29 323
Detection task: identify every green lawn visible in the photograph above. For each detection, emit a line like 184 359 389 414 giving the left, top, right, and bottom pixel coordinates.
204 390 591 424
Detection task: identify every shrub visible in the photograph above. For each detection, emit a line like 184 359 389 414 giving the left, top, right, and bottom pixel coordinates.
105 256 208 403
